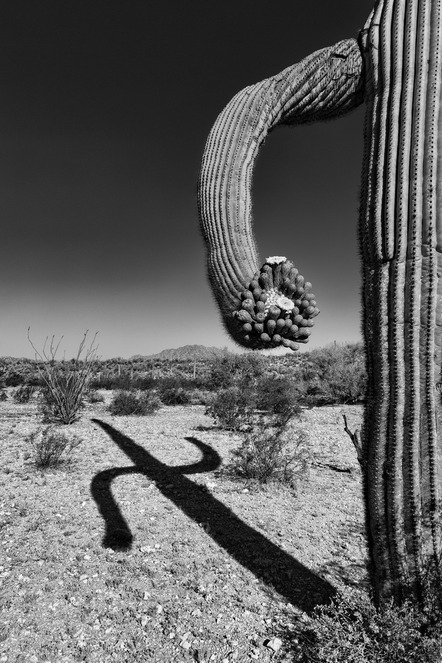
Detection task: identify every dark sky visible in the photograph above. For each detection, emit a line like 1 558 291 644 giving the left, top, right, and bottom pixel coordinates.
1 0 374 358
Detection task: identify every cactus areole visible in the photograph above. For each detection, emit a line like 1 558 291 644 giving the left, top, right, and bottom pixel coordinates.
198 1 442 607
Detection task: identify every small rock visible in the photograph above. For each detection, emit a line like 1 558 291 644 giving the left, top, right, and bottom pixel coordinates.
181 631 192 641
264 637 283 653
196 646 209 661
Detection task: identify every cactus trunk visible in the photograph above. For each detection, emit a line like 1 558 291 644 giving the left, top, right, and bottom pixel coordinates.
360 0 442 604
198 1 442 606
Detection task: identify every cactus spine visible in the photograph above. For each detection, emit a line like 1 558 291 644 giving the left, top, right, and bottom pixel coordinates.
198 1 442 606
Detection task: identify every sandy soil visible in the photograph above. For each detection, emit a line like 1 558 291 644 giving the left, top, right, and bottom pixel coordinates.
0 393 367 662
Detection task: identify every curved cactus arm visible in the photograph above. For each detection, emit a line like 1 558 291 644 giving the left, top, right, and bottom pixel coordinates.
198 38 364 351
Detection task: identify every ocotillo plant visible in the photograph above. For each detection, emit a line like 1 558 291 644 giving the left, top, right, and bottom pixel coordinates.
198 2 442 608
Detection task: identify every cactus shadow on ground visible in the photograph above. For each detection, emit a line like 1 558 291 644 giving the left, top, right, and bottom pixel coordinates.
90 418 335 614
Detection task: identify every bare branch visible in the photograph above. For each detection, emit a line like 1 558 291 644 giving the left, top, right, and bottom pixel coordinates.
342 413 365 469
27 329 100 424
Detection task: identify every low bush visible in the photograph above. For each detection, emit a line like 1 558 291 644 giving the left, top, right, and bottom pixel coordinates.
85 389 105 404
187 388 213 406
205 386 256 431
255 375 302 417
4 372 25 387
207 353 265 391
134 375 156 391
89 373 133 391
108 390 162 416
12 385 35 403
0 389 7 402
159 386 191 405
301 342 366 406
28 426 83 469
228 412 309 488
155 376 194 391
25 374 45 387
295 587 442 663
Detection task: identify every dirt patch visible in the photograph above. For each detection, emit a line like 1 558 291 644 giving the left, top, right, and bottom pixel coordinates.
0 394 367 662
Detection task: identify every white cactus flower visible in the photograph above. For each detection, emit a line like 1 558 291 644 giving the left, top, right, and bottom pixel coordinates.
265 256 287 265
276 296 294 311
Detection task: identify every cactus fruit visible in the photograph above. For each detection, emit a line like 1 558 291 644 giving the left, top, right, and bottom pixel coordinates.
198 2 442 607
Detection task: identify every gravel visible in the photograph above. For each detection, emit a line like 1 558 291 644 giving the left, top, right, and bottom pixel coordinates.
0 393 368 662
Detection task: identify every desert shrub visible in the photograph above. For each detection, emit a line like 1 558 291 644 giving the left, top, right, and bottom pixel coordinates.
155 375 194 391
108 390 161 416
296 586 442 663
85 389 105 404
133 375 156 391
228 412 309 487
301 342 366 406
4 372 25 387
159 386 191 405
12 385 35 403
255 375 302 417
27 426 83 469
29 330 98 424
187 388 213 405
208 353 265 390
187 375 211 390
89 372 133 391
0 389 7 401
88 374 112 390
25 373 45 387
205 386 256 431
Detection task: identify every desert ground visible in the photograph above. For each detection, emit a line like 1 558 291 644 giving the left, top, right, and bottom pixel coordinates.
0 392 366 662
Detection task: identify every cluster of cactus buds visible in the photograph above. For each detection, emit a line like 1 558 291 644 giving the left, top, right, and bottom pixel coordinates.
233 256 319 350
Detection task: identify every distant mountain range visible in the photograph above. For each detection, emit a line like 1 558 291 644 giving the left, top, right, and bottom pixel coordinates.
130 344 233 362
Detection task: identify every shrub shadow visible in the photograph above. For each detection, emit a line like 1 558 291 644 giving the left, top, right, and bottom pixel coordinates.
90 418 335 612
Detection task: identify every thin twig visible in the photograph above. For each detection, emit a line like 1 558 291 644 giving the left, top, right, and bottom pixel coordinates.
342 413 365 469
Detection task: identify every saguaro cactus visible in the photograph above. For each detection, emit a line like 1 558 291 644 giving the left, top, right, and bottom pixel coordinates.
198 2 442 607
